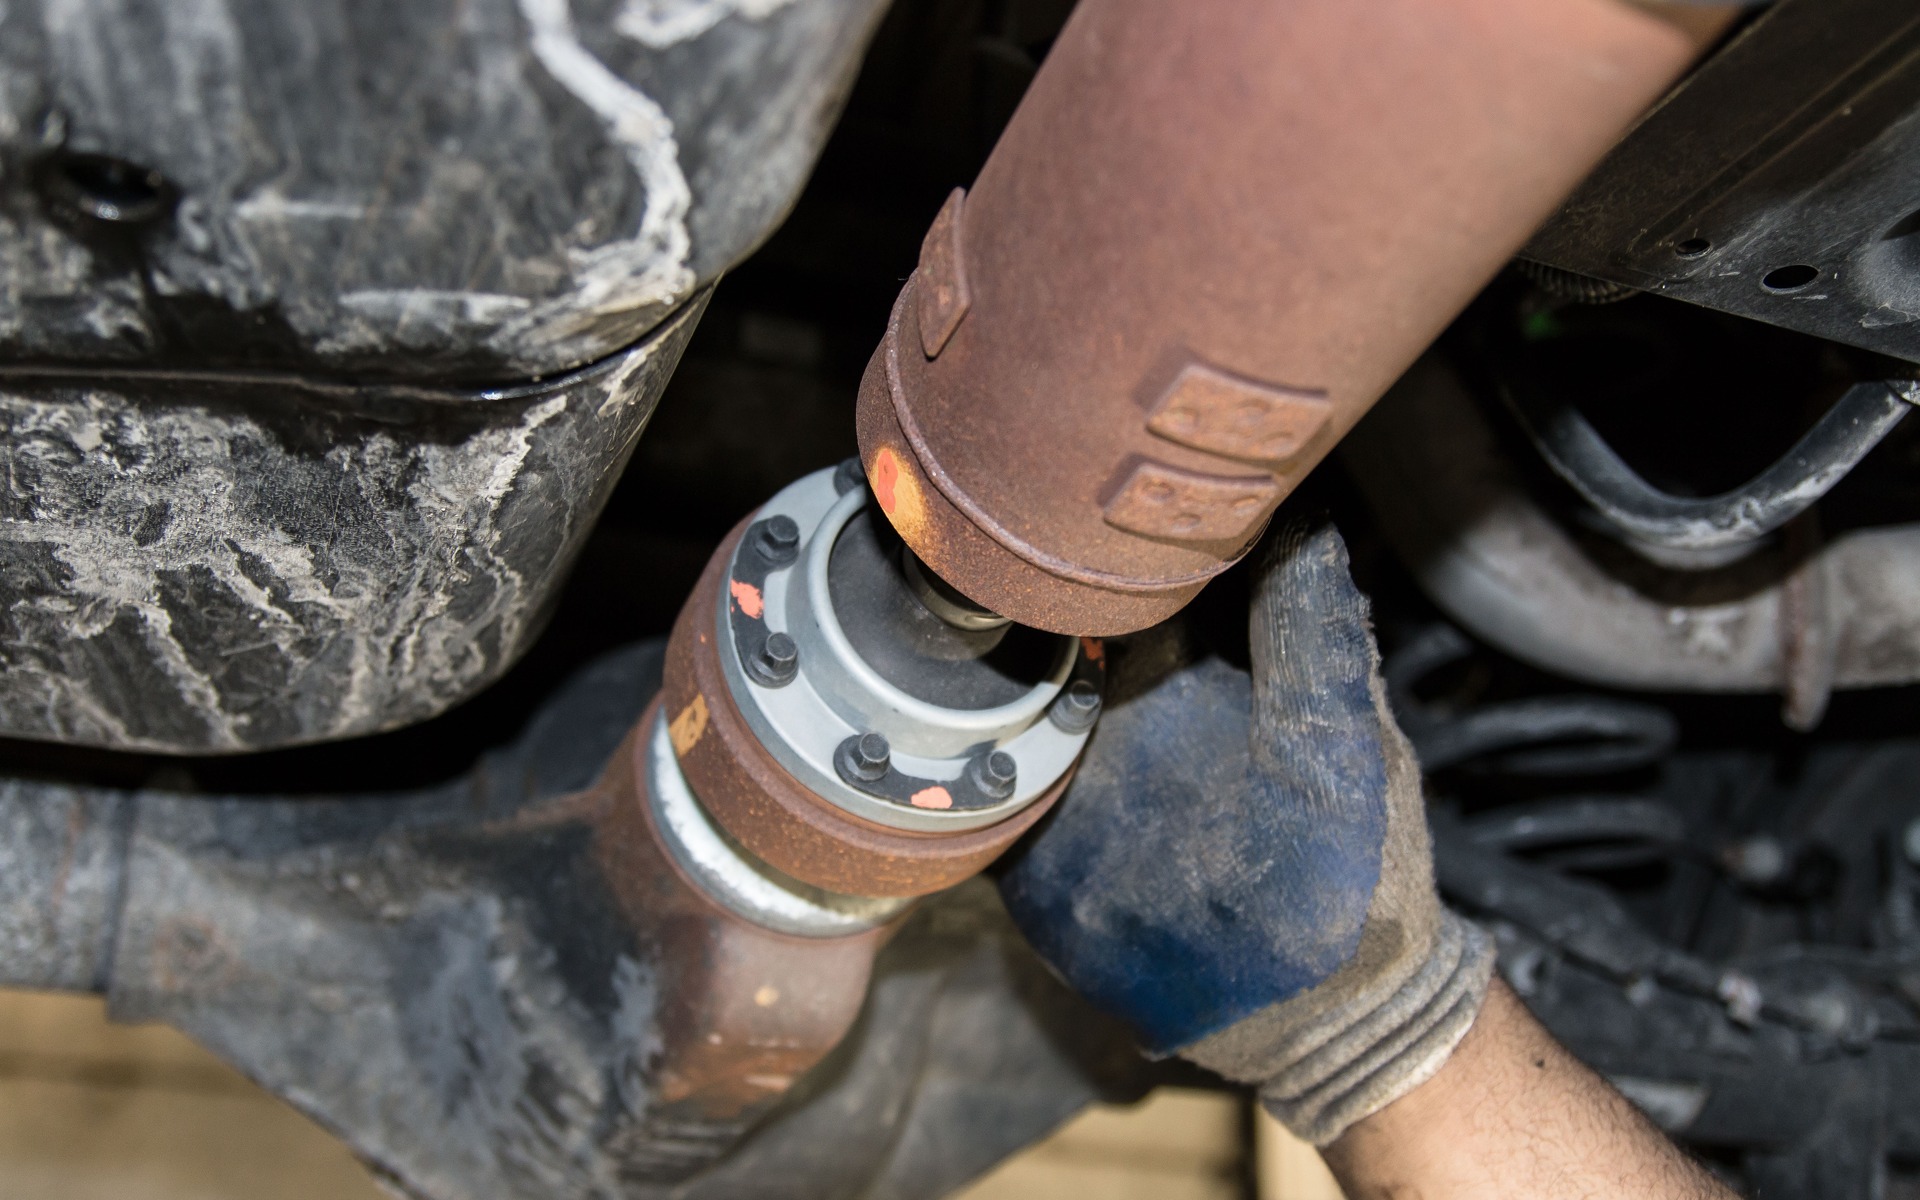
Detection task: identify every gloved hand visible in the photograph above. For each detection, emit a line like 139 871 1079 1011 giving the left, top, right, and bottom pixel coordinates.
999 517 1494 1145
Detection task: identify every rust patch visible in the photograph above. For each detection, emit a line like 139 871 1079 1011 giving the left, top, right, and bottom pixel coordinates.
1080 637 1106 664
915 188 972 359
851 0 1691 633
728 579 765 620
1146 362 1331 464
668 694 710 756
586 701 890 1137
1102 460 1280 542
152 918 235 993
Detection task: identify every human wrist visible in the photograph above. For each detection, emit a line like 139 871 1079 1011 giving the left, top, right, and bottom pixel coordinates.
1618 1 1746 50
1324 979 1737 1200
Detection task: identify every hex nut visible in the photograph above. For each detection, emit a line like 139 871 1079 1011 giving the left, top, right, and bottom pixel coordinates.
835 732 892 783
833 457 867 496
753 515 802 566
747 631 799 687
967 750 1018 801
1048 679 1103 733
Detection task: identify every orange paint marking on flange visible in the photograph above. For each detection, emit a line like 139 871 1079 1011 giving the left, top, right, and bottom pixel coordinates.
909 786 954 810
729 579 765 619
668 695 710 756
1080 637 1106 664
872 448 901 515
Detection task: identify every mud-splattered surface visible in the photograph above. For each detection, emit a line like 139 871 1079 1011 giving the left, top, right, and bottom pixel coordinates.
0 0 887 380
0 0 890 751
0 641 1154 1200
0 297 702 752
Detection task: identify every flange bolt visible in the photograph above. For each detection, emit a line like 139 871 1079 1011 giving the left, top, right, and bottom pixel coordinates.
752 515 801 566
1049 679 1103 733
968 750 1018 801
838 732 892 783
833 456 867 496
747 631 799 687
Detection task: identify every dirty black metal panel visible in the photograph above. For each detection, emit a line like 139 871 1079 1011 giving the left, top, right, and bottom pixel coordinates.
0 296 703 752
1525 0 1920 366
0 0 888 382
0 780 130 992
82 641 1150 1200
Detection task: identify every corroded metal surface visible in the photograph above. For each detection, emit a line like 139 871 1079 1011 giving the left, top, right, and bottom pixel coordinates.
1343 357 1920 703
0 296 702 752
0 0 888 381
662 516 1070 897
0 778 128 992
36 640 1151 1200
589 695 892 1167
858 0 1696 634
106 640 879 1187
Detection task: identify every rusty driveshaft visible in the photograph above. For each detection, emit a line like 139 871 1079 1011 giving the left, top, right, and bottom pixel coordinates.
857 0 1701 634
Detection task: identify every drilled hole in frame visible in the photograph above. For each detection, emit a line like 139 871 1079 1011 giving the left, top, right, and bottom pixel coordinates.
1762 264 1819 292
45 152 172 224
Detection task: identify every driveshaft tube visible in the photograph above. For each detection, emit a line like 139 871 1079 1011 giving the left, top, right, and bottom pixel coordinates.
856 0 1700 634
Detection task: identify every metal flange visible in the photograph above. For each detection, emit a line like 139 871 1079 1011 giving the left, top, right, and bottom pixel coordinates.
713 467 1099 834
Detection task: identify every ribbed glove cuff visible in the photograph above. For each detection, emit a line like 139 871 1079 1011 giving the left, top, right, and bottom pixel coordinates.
1259 912 1495 1146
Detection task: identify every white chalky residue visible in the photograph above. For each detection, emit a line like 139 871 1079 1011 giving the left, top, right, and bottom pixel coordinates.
392 395 572 709
595 341 655 417
10 395 500 749
2 391 295 747
503 0 696 357
233 196 372 222
0 332 672 750
614 0 796 48
341 289 536 326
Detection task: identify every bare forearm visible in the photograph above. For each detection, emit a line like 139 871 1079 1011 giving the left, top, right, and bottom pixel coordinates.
1321 979 1735 1200
1628 2 1746 50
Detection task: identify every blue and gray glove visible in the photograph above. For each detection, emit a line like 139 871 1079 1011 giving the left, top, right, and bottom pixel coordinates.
999 517 1494 1145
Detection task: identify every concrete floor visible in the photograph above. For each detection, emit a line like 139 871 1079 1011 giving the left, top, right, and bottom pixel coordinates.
0 988 1343 1200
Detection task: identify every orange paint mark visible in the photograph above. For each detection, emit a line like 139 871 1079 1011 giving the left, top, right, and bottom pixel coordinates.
909 785 954 810
872 448 900 515
668 695 709 756
728 579 765 619
1080 637 1106 664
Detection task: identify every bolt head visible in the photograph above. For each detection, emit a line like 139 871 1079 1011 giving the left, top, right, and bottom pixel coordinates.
967 750 1018 800
1049 679 1104 733
832 457 866 496
754 515 801 565
984 751 1016 784
748 631 799 687
834 732 893 785
855 732 890 770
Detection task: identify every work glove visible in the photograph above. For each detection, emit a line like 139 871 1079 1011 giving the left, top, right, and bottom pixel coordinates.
998 517 1494 1145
